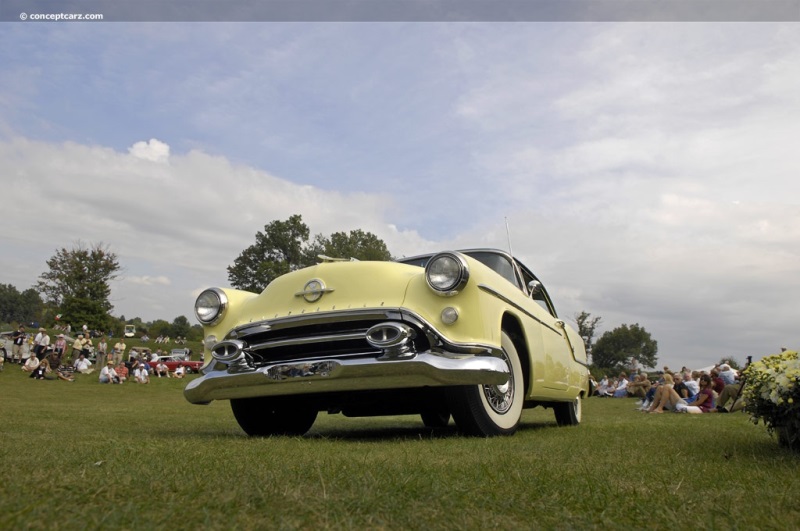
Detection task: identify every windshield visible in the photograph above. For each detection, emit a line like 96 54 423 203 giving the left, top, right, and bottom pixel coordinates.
398 251 518 288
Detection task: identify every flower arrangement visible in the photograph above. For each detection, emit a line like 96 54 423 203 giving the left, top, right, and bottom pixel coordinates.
743 350 800 451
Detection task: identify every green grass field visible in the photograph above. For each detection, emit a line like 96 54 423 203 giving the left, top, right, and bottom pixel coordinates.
1 366 798 530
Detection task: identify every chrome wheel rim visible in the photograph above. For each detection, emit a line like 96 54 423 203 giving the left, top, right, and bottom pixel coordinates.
482 349 514 414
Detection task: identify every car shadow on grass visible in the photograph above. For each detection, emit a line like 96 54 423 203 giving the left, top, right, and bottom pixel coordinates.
158 418 557 441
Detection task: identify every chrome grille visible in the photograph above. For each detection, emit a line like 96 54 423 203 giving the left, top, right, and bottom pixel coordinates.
238 320 386 365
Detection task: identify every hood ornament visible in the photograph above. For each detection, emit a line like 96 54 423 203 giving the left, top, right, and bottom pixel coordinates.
295 278 335 303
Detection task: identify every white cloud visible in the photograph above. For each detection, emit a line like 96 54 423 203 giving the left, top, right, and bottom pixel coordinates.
128 138 170 163
0 136 429 322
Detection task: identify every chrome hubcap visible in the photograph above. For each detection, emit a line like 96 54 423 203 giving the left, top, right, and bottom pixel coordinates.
483 349 514 414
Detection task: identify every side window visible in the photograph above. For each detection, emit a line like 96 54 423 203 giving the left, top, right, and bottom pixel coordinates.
467 252 520 289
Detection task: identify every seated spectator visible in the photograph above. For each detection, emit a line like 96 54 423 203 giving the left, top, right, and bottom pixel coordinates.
22 353 40 373
116 362 129 383
714 383 745 413
594 376 610 396
673 373 691 399
684 372 700 397
154 360 170 378
150 350 160 363
73 353 94 374
173 365 186 379
646 373 685 413
677 374 715 413
134 364 150 384
612 372 630 397
55 365 75 382
99 360 120 384
30 358 52 380
710 368 725 395
718 363 738 385
626 373 651 399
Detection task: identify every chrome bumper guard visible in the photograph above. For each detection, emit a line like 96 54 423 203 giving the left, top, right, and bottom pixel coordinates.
184 352 509 404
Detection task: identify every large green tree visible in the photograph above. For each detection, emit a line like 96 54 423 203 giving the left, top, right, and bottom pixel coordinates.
591 323 658 371
228 215 392 292
304 229 392 263
35 242 120 329
171 315 192 338
227 215 310 293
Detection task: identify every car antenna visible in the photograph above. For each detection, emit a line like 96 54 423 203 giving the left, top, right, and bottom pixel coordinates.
505 216 515 257
505 217 524 288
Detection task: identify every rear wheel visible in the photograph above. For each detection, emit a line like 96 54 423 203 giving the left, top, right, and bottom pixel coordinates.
553 397 582 426
231 397 318 436
446 331 524 436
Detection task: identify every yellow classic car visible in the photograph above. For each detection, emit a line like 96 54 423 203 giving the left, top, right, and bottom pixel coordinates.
185 249 590 436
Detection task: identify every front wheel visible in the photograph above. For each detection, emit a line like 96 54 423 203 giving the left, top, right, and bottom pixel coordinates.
446 331 524 436
231 397 318 436
553 397 582 426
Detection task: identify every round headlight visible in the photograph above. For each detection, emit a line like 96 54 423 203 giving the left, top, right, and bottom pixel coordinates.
195 288 228 325
425 252 469 295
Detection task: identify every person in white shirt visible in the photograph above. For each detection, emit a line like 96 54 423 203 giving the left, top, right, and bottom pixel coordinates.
683 372 700 397
154 361 171 378
134 365 150 384
99 361 119 384
612 372 630 397
33 328 50 357
173 365 186 379
73 353 94 374
718 364 738 385
22 353 40 373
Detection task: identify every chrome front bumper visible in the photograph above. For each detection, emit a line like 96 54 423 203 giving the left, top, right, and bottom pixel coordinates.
184 352 509 404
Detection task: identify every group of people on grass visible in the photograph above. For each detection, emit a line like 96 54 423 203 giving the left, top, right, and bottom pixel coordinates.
5 325 191 384
593 363 744 414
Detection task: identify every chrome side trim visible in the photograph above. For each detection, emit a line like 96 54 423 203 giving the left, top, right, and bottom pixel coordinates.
477 283 561 335
184 352 510 404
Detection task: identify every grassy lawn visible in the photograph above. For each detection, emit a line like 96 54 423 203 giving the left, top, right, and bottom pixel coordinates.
1 367 798 530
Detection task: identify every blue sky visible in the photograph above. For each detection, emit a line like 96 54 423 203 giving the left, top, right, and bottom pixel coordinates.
2 21 798 370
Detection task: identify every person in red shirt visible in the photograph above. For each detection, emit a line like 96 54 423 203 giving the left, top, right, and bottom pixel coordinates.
115 362 129 383
709 368 725 395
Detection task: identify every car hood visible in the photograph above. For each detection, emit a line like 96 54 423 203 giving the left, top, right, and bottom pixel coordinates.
234 260 422 323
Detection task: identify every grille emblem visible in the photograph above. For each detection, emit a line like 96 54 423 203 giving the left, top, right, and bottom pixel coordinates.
295 278 334 303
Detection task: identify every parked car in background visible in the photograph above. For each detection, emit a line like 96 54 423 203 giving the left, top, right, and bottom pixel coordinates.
171 348 191 360
1 330 31 363
185 249 590 437
156 353 202 373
